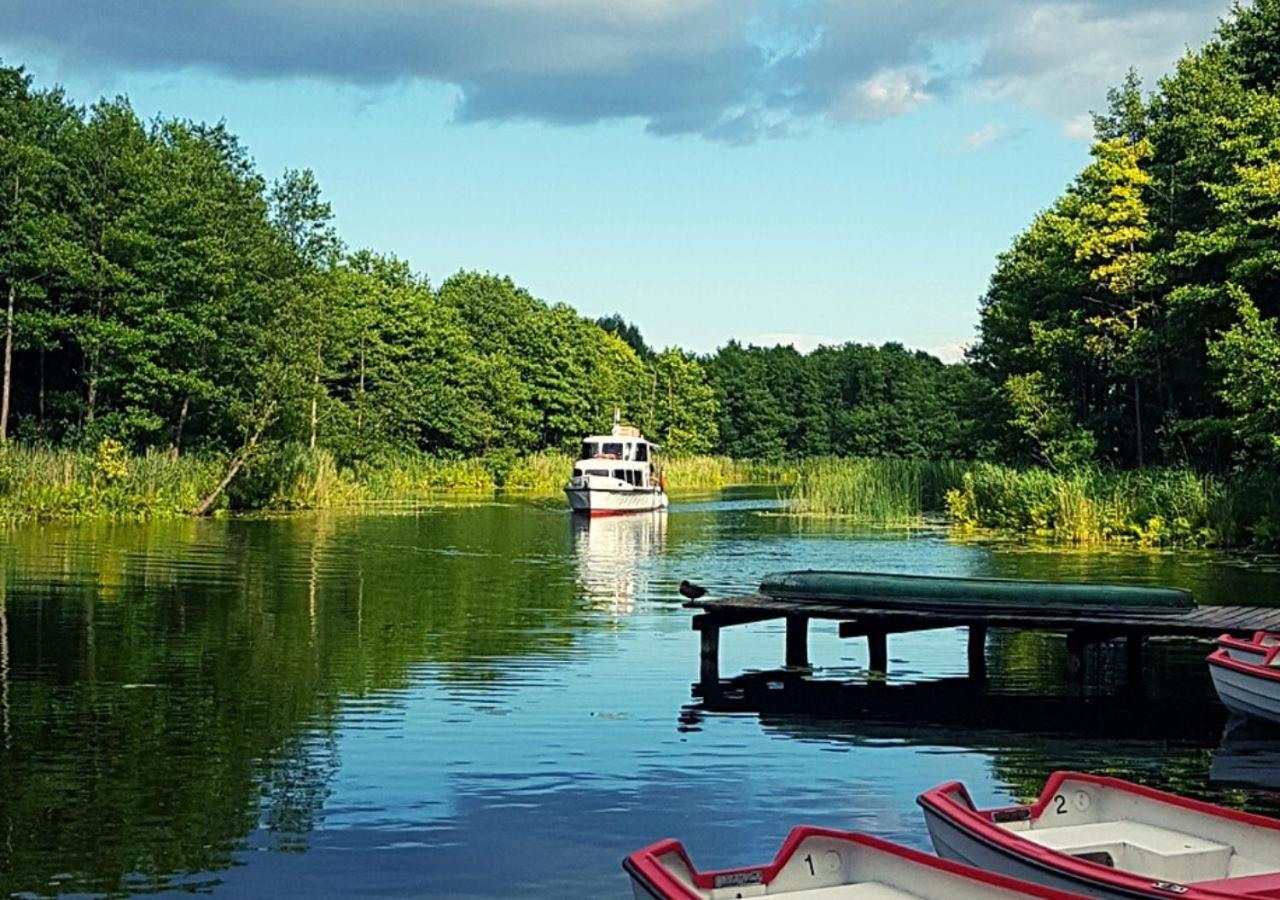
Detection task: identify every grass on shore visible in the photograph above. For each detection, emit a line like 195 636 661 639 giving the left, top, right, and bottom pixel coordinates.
4 442 1278 550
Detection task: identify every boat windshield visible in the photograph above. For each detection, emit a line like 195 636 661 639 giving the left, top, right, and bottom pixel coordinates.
580 441 597 459
635 443 648 462
601 442 624 458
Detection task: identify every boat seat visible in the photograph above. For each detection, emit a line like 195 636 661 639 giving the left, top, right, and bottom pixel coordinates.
1024 820 1235 883
707 881 919 899
766 885 916 899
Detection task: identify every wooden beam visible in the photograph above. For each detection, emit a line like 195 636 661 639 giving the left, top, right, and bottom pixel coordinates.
868 630 888 674
1126 633 1145 690
838 621 958 639
692 610 780 631
700 624 720 690
785 615 810 669
968 624 988 681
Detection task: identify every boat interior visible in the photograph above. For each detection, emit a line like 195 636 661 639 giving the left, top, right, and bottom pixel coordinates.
1218 631 1280 664
994 775 1280 887
641 830 1040 899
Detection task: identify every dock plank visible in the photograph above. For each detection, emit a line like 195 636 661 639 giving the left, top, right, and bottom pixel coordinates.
687 593 1280 639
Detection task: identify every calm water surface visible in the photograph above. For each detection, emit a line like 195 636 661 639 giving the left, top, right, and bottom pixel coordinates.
3 491 1280 897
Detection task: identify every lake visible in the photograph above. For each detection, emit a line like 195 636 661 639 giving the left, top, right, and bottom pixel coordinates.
3 490 1280 897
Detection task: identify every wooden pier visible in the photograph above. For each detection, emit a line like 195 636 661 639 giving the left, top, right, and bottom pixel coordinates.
689 592 1280 688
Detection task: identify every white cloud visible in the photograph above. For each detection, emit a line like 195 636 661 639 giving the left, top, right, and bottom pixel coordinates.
832 66 934 123
957 121 1008 152
1061 113 1096 141
2 0 1229 142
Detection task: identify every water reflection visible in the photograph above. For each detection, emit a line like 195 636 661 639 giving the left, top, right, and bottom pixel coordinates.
572 511 667 612
3 503 1280 897
1211 717 1280 791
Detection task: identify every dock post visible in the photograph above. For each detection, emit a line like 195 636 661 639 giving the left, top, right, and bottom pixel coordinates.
968 624 988 682
1126 633 1145 690
700 624 721 691
785 615 810 670
1066 631 1088 679
867 630 888 674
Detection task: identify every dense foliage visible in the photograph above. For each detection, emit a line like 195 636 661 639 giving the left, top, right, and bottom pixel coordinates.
0 58 980 506
3 0 1280 540
972 0 1280 474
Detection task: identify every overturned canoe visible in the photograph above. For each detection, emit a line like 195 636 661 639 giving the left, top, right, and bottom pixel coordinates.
760 570 1195 613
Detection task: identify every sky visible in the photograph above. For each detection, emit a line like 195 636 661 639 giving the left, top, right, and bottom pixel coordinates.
0 0 1235 360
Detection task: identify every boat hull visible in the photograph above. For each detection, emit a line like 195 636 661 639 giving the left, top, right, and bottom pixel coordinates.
1208 650 1280 726
920 771 1280 900
565 486 668 516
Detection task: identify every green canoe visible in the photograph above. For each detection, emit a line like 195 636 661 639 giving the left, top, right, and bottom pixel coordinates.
758 570 1195 613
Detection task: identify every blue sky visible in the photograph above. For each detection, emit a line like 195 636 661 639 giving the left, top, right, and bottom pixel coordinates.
1 1 1232 359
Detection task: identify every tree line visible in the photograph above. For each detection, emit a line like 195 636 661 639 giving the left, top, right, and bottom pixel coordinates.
971 0 1280 474
2 0 1278 491
0 59 983 488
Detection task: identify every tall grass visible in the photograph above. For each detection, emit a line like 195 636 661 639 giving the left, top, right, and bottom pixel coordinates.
789 458 968 522
0 441 223 523
5 442 1279 549
943 463 1269 547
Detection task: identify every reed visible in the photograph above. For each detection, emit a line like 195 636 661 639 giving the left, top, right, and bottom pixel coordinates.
663 455 799 491
789 458 967 522
945 463 1230 546
0 441 223 523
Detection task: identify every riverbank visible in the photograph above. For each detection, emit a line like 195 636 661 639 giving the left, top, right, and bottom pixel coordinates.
0 442 798 524
2 443 1277 550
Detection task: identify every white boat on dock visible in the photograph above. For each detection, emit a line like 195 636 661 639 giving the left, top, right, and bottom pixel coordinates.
564 414 668 516
624 825 1078 899
919 771 1280 898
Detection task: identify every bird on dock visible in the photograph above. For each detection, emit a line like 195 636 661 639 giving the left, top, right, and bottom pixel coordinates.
678 580 708 600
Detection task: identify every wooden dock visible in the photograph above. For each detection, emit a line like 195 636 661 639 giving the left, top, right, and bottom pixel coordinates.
688 592 1280 687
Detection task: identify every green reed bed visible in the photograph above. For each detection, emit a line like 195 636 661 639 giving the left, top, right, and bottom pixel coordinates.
945 463 1280 548
0 440 223 523
789 458 968 523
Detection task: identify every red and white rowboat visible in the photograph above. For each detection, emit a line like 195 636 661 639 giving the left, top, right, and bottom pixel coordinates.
918 771 1280 899
1216 632 1280 666
623 825 1080 899
1208 645 1280 726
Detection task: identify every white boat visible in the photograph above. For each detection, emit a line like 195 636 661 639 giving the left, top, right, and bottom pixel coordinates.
1208 646 1280 726
919 771 1280 898
623 825 1078 899
564 413 668 516
1216 632 1280 665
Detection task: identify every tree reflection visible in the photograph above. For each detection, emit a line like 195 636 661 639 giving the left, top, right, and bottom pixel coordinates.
0 506 587 895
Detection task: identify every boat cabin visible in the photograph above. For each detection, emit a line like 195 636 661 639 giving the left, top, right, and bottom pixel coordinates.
571 423 661 491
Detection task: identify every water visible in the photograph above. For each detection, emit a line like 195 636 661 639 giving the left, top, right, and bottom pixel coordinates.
2 490 1280 897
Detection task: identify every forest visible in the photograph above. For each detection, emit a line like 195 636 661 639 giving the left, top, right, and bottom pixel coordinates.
0 0 1278 540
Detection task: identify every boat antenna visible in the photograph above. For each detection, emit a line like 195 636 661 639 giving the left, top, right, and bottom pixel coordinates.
612 407 621 436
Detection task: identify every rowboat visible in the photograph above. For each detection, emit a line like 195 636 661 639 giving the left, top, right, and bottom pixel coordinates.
623 825 1079 899
1208 646 1280 726
918 771 1280 898
759 571 1195 614
1216 632 1280 665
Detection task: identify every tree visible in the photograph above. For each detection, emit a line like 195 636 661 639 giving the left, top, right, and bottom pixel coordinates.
650 349 719 454
0 65 78 442
1211 286 1280 465
1072 135 1158 465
